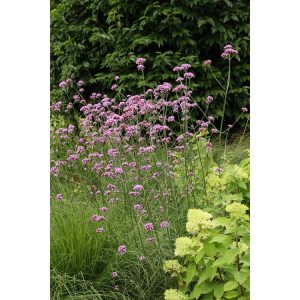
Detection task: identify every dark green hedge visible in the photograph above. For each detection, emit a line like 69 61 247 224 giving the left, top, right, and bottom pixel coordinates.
51 0 249 124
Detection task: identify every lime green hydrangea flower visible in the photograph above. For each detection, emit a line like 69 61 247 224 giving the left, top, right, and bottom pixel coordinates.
174 237 193 257
163 259 184 277
206 173 227 191
226 203 249 220
230 242 249 254
186 208 217 234
164 289 188 300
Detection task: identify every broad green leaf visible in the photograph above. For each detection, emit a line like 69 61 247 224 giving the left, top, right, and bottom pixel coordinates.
224 248 240 264
210 234 232 244
204 242 216 259
243 278 250 290
234 270 249 284
214 283 224 299
224 280 239 291
215 217 230 227
207 266 217 281
224 290 240 298
190 281 214 299
212 257 227 268
185 263 197 286
198 269 209 284
195 248 205 264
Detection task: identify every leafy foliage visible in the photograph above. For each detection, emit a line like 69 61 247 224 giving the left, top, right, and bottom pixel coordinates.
51 0 249 123
164 204 250 299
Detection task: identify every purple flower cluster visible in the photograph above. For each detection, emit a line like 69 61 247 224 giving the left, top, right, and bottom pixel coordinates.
144 223 154 231
221 44 239 58
136 57 146 71
118 245 126 254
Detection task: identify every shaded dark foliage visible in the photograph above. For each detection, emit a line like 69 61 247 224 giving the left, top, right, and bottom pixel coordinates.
51 0 249 125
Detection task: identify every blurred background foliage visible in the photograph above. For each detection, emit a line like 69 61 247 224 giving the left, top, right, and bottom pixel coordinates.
51 0 249 125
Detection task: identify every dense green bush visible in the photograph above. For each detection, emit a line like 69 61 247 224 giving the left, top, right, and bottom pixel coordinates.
51 0 249 124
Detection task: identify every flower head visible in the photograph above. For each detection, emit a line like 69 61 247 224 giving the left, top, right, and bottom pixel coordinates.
111 272 118 278
183 72 195 79
114 167 124 174
174 237 193 257
96 227 104 233
164 289 188 300
163 260 183 277
221 44 239 58
206 96 214 104
133 184 144 191
56 193 63 201
118 245 126 254
136 57 146 65
160 221 170 229
144 223 154 231
225 203 249 220
186 209 216 234
202 60 212 66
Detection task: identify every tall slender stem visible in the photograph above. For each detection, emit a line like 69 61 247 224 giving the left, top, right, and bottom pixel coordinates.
218 57 231 163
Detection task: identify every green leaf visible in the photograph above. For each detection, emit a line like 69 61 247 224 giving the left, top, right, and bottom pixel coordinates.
198 269 209 284
185 263 197 286
224 248 240 264
207 266 217 281
204 242 216 259
224 281 239 291
212 257 227 268
234 270 249 284
214 284 224 299
224 290 240 298
190 281 214 299
195 248 205 264
210 234 232 244
215 217 230 227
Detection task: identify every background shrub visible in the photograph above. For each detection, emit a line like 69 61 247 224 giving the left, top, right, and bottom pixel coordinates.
51 0 249 125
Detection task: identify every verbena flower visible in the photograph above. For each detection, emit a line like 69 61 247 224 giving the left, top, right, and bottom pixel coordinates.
114 167 124 174
91 215 105 222
56 193 63 201
133 184 144 191
206 95 214 104
136 57 146 65
77 80 84 87
118 244 126 254
111 271 118 277
202 59 212 66
144 223 154 231
183 72 195 78
221 44 239 58
99 207 108 212
160 221 170 229
96 227 104 233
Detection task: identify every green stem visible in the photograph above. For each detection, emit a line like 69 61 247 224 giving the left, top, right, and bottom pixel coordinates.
218 57 231 164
